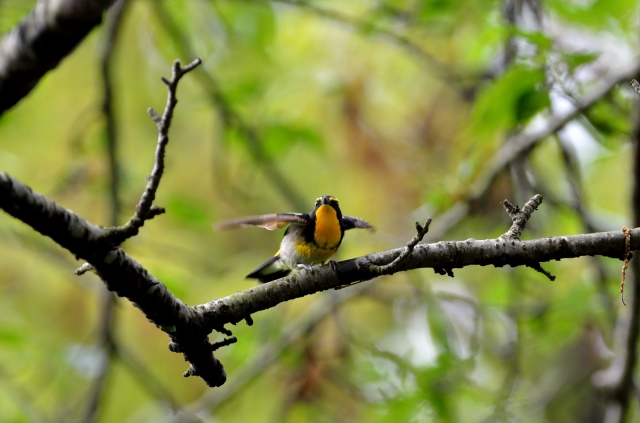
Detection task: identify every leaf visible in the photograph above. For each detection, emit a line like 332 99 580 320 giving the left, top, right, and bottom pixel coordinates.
562 51 599 70
585 99 631 136
468 64 549 138
546 0 636 31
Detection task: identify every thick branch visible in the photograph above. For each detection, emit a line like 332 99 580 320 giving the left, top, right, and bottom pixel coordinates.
0 171 226 387
196 227 637 329
1 172 638 386
0 0 116 115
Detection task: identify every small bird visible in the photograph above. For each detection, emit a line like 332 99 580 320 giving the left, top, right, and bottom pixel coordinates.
216 195 374 283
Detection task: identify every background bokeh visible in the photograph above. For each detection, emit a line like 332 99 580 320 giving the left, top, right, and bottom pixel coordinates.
0 0 639 422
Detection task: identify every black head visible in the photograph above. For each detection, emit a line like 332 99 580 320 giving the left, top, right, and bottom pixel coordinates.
311 195 342 219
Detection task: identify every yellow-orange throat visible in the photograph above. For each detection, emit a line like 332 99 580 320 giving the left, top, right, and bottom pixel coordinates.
314 204 342 248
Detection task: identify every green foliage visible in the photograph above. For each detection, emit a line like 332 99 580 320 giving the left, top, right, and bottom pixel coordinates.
0 0 638 421
263 123 324 157
469 64 550 138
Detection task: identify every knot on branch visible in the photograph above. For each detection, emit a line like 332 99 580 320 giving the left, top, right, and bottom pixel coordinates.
500 195 555 281
168 331 230 388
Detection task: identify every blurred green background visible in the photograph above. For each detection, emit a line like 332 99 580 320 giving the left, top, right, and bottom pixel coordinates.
0 0 638 421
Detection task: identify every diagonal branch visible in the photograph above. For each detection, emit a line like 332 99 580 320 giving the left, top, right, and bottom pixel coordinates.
426 58 640 242
265 0 470 87
0 0 117 115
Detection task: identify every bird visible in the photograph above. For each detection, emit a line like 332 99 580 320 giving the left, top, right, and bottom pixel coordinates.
216 195 374 283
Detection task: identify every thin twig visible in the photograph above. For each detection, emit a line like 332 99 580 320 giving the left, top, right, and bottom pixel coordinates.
500 195 555 281
103 58 202 245
526 262 556 281
370 219 432 274
151 2 307 211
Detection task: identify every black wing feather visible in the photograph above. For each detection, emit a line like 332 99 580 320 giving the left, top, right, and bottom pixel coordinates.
342 216 375 231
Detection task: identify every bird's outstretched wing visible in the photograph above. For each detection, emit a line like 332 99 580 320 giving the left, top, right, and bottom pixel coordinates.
342 216 375 231
215 213 310 231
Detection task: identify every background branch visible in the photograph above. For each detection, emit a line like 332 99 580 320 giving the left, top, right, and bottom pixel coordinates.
0 0 116 115
77 2 129 422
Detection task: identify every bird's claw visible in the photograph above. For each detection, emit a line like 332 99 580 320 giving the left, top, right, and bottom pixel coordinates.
296 263 314 270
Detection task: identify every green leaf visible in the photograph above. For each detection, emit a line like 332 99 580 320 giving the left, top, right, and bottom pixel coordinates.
469 64 549 138
546 0 636 31
511 28 553 50
585 100 631 136
562 51 599 70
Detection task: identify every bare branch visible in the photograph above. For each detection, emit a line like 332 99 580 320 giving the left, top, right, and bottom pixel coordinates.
77 3 130 422
3 166 640 387
0 0 117 115
369 219 432 274
104 58 201 245
500 194 543 240
150 2 308 211
195 226 638 328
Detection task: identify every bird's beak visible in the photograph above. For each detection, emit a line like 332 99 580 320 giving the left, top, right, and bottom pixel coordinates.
321 197 331 205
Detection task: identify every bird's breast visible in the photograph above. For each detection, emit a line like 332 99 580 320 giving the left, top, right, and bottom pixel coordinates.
313 205 342 249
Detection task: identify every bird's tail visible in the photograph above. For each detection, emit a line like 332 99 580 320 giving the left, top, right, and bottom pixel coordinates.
246 255 291 283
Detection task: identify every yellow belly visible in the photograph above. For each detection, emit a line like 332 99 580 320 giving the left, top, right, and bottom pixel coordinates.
314 205 342 248
294 241 339 264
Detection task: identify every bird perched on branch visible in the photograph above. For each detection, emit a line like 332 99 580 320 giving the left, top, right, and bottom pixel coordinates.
216 195 374 283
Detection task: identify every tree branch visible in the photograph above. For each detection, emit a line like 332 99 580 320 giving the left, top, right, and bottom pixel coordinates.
426 58 640 242
103 58 201 245
1 167 639 387
151 1 308 211
0 0 117 115
591 85 640 423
